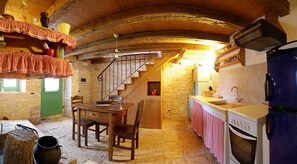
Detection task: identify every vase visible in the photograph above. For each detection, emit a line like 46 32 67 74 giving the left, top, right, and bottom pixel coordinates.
152 90 157 95
58 23 71 35
34 136 61 164
40 12 49 28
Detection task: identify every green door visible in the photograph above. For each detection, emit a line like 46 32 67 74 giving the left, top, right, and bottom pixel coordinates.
41 78 63 117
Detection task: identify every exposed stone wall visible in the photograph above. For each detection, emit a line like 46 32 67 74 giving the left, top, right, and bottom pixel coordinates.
92 63 109 101
71 61 93 103
162 63 194 121
0 79 41 124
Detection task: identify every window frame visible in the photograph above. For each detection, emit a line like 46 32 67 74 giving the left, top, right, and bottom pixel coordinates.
0 79 21 92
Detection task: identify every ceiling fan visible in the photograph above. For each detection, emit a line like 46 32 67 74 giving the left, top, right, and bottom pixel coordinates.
113 33 121 58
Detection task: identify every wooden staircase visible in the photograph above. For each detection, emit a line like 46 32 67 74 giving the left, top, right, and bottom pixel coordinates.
119 53 177 98
97 52 177 100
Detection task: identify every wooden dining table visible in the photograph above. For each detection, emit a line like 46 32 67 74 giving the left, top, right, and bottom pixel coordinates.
72 102 134 161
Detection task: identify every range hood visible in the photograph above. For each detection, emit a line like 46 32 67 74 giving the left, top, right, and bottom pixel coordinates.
233 19 287 51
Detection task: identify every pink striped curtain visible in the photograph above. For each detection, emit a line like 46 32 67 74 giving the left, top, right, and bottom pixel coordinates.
203 110 224 164
0 50 73 79
191 101 203 136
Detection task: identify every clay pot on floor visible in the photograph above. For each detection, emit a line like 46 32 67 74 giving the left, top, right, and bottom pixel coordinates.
34 136 61 164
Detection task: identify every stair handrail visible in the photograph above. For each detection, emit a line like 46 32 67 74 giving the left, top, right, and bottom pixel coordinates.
97 54 157 100
97 58 117 81
105 57 151 98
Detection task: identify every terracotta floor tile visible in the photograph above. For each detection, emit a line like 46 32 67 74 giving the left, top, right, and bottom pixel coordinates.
185 154 210 164
35 117 217 164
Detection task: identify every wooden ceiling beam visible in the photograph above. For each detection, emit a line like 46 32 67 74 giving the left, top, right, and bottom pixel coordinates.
90 58 116 64
173 50 186 64
65 31 228 57
74 43 217 61
90 52 159 64
47 0 79 24
0 0 8 15
70 5 250 40
259 0 289 17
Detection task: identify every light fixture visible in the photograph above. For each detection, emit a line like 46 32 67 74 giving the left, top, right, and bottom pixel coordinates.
114 33 119 53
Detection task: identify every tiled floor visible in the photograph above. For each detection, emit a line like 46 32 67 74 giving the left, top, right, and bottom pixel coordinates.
36 117 218 164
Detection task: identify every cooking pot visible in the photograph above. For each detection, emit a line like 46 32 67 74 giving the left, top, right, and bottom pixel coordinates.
34 136 62 164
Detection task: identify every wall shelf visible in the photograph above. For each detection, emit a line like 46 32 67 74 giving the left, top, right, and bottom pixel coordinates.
0 20 76 79
214 42 245 72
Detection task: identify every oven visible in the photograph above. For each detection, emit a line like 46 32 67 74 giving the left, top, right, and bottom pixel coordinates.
229 124 257 163
228 105 268 164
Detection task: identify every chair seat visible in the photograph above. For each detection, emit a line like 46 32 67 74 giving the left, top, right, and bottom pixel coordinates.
74 118 96 127
114 123 135 139
97 121 109 126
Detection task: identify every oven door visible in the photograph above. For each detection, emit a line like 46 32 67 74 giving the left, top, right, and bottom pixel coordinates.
229 124 257 164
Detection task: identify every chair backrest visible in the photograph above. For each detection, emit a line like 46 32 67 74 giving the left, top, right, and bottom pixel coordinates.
71 95 83 104
108 95 123 104
71 95 83 120
133 100 144 132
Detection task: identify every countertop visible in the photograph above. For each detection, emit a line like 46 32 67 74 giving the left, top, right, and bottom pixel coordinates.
190 96 268 121
190 96 249 113
228 104 268 122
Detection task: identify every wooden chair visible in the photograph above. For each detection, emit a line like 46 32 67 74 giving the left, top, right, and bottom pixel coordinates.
108 95 123 104
113 100 144 160
71 95 98 146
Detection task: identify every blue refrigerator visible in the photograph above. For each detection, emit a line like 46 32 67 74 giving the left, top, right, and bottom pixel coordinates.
266 40 297 164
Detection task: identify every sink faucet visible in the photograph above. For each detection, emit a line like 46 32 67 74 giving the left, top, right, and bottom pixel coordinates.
231 86 241 102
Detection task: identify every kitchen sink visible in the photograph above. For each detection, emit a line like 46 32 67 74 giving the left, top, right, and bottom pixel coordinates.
208 100 248 109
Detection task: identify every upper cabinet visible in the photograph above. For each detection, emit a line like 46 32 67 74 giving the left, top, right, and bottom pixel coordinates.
214 42 245 72
0 19 76 79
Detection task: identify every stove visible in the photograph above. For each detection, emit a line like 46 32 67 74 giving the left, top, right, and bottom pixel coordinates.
228 104 268 164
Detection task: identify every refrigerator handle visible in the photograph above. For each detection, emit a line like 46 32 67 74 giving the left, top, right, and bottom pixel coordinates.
265 74 273 101
266 113 273 140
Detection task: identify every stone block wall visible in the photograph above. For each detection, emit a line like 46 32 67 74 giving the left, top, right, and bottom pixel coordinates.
72 61 93 103
0 79 41 124
162 63 194 120
92 63 109 101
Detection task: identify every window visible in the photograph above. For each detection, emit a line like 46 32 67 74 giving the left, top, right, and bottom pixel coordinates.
0 79 20 92
44 78 59 92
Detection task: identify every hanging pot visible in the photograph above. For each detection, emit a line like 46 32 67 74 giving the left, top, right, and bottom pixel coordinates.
34 136 62 164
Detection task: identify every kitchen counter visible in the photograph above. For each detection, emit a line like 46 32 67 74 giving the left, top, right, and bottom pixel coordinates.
229 104 268 122
190 96 267 164
190 96 250 114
